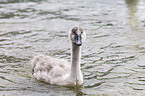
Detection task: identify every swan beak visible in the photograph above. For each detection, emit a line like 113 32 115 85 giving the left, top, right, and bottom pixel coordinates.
75 34 82 46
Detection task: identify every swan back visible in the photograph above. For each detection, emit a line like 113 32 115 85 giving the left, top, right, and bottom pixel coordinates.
31 55 70 85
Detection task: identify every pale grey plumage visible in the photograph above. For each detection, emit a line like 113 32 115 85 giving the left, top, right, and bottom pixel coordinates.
31 25 86 87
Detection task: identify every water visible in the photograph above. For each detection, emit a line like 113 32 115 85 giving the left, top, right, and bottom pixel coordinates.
0 0 145 95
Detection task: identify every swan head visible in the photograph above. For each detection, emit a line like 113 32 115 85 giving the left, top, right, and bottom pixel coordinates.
70 25 86 46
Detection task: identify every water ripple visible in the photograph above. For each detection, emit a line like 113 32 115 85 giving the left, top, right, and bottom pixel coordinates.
0 0 145 95
0 30 31 37
0 55 29 63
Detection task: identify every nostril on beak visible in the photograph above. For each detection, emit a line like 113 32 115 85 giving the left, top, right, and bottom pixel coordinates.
75 34 82 46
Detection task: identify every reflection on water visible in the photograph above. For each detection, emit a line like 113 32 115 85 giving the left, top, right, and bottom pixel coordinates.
0 0 145 95
125 0 145 92
125 0 140 28
0 0 38 3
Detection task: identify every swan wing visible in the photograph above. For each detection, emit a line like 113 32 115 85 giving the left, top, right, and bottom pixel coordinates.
31 55 70 83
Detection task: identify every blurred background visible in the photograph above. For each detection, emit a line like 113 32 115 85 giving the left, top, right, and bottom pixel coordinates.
0 0 145 95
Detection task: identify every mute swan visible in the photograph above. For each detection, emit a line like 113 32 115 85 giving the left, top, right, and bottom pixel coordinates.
31 25 86 87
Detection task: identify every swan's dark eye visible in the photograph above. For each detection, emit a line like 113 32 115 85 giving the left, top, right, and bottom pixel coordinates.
73 31 76 34
81 31 83 34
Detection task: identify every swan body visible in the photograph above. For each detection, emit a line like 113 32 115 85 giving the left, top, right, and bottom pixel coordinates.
31 25 86 87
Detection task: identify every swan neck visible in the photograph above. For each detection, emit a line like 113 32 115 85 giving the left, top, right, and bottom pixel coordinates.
70 43 82 79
